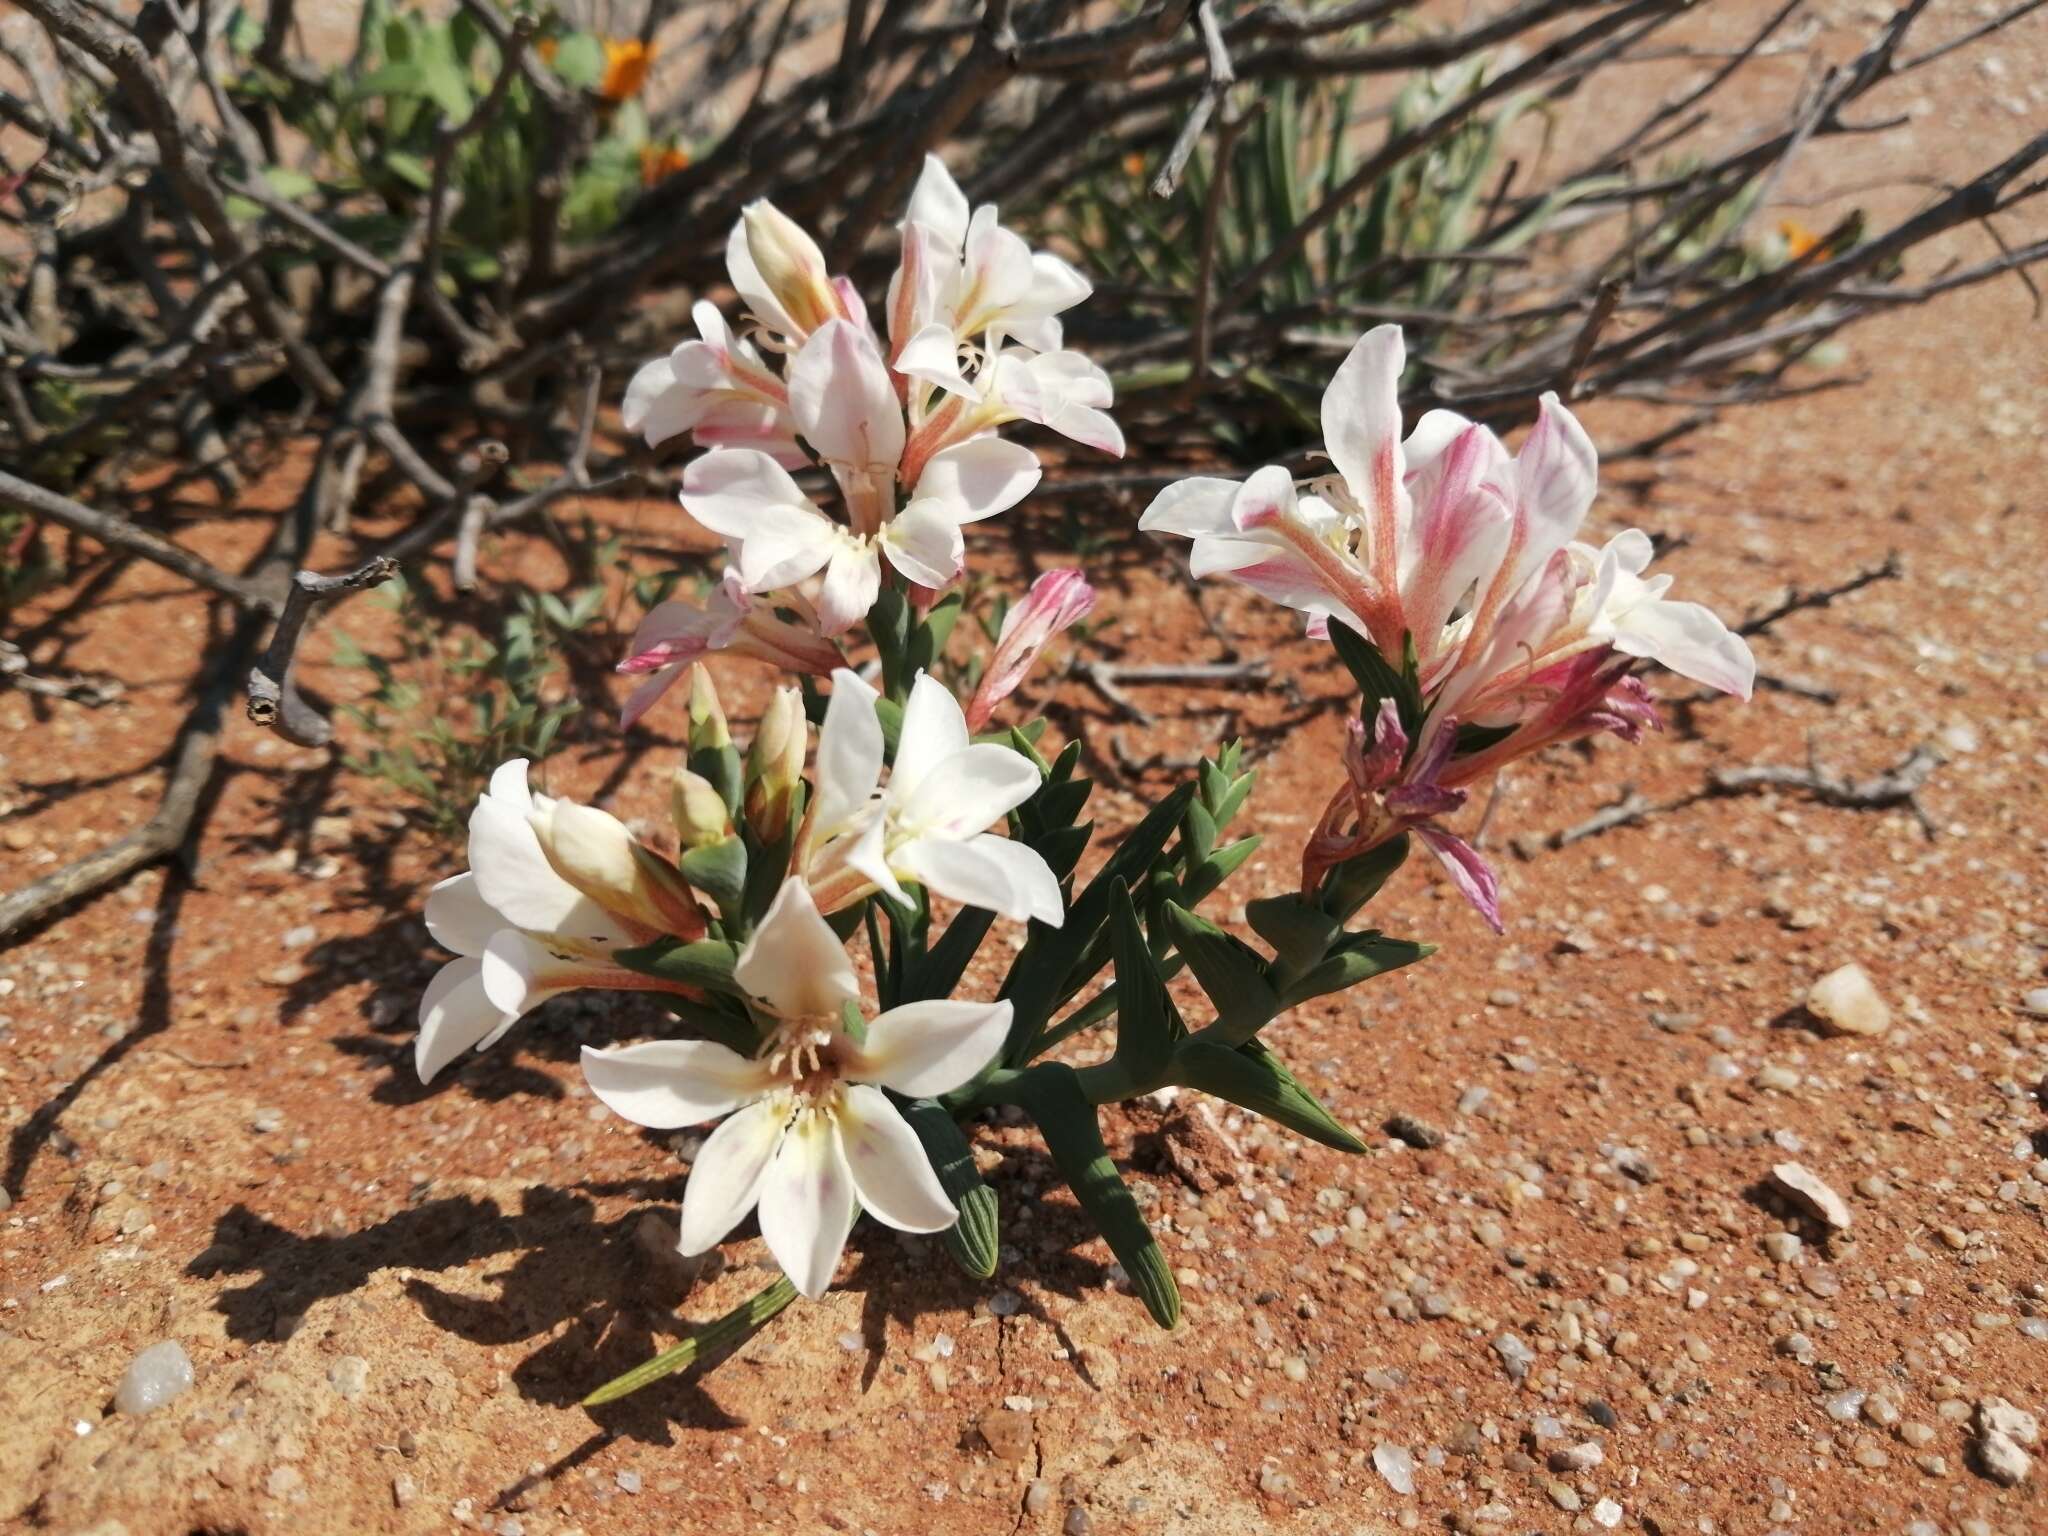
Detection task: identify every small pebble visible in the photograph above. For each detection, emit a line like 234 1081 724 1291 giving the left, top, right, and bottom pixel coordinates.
327 1356 370 1400
615 1470 642 1495
1493 1334 1535 1382
1385 1113 1445 1150
1372 1443 1415 1495
1770 1162 1852 1229
113 1340 193 1416
1806 963 1891 1037
1761 1231 1803 1263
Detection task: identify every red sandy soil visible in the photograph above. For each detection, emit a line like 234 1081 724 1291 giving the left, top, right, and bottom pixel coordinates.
3 5 2047 1535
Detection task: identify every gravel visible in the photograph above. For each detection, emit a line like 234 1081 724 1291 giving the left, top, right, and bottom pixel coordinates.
1770 1162 1852 1229
1372 1442 1415 1495
1806 963 1892 1037
112 1339 193 1416
1493 1333 1535 1382
1385 1113 1445 1149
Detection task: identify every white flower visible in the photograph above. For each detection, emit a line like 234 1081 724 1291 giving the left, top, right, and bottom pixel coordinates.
580 877 1011 1298
682 437 1039 634
805 669 1063 925
621 300 802 466
891 154 1092 362
415 762 703 1083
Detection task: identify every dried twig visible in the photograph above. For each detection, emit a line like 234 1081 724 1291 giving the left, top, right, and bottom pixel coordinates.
245 556 400 748
1151 2 1234 200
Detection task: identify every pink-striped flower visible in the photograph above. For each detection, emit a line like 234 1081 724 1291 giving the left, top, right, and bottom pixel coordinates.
963 568 1096 731
615 573 844 729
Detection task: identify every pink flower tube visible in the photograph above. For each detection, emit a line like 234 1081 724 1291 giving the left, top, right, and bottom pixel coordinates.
963 568 1096 732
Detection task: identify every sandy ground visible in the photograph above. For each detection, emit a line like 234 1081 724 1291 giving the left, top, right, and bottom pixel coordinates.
3 3 2048 1534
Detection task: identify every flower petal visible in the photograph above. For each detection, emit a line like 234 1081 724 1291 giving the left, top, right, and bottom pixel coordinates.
903 742 1041 833
757 1107 857 1298
788 319 906 474
892 671 972 800
734 876 860 1019
678 1094 789 1255
680 448 814 540
834 1084 956 1232
879 500 966 589
579 1039 775 1128
1139 475 1240 538
896 831 1063 926
912 437 1041 523
467 771 627 941
813 668 883 836
1609 595 1755 699
415 956 510 1083
856 997 1014 1097
1415 825 1503 935
1320 324 1406 576
815 537 882 635
424 872 499 958
904 153 971 249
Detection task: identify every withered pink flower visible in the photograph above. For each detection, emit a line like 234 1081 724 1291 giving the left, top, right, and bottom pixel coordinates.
1301 700 1501 933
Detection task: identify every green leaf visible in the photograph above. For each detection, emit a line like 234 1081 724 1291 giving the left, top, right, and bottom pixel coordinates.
678 836 747 915
1245 893 1342 977
383 150 433 191
614 937 741 994
1173 1038 1365 1153
549 31 604 89
903 1100 998 1279
1000 782 1197 1064
582 1274 799 1405
1012 1063 1180 1328
1326 622 1423 739
908 906 994 1003
1162 902 1279 1044
1108 882 1177 1089
1180 833 1260 907
1277 930 1432 1008
1318 832 1412 924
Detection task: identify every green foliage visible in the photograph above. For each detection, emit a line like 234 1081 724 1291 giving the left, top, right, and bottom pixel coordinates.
332 573 591 836
1047 51 1616 454
224 0 686 293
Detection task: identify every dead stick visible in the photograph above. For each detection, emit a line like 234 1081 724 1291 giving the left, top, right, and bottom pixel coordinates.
244 556 399 748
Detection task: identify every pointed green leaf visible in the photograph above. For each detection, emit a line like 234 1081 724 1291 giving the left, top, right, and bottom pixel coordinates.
582 1274 799 1405
1318 831 1411 924
903 1099 998 1279
678 836 747 915
1174 1039 1365 1153
1109 882 1176 1088
1163 902 1280 1044
1278 931 1432 1008
1245 893 1342 977
1013 1064 1180 1328
614 937 741 994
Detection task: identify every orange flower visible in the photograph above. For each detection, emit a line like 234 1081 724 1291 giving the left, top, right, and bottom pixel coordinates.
1778 218 1819 260
1123 151 1146 178
536 36 558 66
600 37 653 103
640 143 691 187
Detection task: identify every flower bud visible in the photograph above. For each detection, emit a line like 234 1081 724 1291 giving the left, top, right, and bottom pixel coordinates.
744 686 808 842
963 568 1096 732
741 201 840 337
686 663 731 752
671 767 732 849
530 801 703 937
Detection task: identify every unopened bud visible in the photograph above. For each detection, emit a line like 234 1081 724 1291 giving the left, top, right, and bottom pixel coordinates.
744 686 808 841
741 200 840 337
531 801 702 937
687 663 730 752
671 767 731 849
